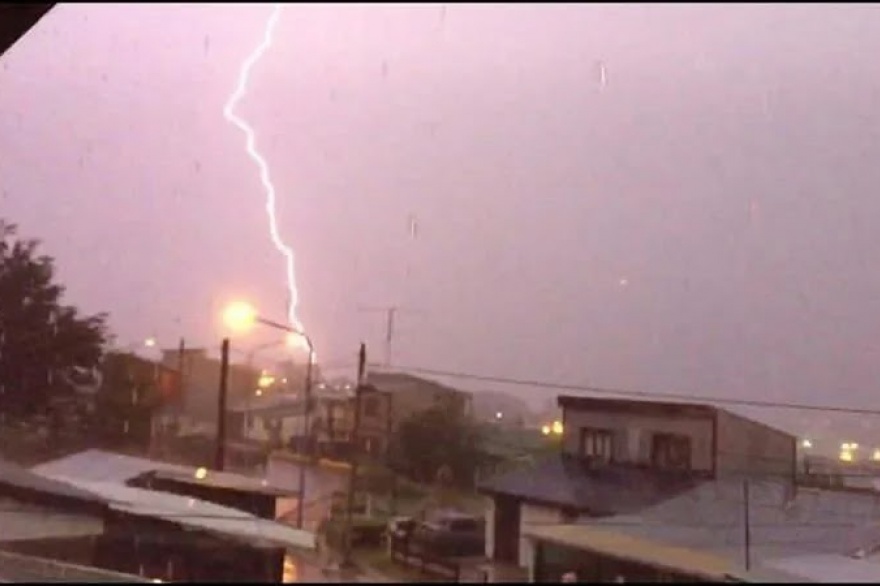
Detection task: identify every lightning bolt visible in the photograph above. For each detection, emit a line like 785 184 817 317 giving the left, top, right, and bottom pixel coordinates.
224 4 308 343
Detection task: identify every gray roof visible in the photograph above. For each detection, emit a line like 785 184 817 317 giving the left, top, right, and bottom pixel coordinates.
366 371 469 397
578 478 880 569
30 449 191 484
478 454 701 513
0 457 106 507
758 553 880 583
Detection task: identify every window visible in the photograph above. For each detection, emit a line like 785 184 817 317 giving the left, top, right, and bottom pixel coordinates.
579 428 615 462
651 433 692 470
363 396 379 417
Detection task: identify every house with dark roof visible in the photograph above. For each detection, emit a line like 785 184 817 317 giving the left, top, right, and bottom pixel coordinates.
477 394 799 580
18 449 314 581
0 457 157 582
363 371 473 456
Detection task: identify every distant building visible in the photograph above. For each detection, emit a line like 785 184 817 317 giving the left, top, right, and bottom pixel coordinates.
96 352 178 453
479 394 800 579
159 348 260 433
366 371 472 423
27 449 314 581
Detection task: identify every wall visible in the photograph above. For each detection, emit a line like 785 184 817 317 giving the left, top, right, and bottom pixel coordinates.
715 410 796 479
0 498 104 543
562 409 714 472
518 503 562 568
244 413 306 445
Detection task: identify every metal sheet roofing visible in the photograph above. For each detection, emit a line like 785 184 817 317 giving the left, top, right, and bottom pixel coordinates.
0 458 106 508
31 450 191 484
761 553 880 583
524 523 734 581
42 475 316 551
572 477 880 578
478 453 701 513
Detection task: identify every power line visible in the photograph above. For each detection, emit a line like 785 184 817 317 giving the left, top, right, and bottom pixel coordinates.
391 364 880 417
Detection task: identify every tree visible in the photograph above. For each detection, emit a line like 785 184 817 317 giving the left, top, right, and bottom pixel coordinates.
388 406 486 488
0 221 109 420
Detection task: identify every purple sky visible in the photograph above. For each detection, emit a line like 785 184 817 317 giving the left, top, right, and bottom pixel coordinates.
3 3 880 442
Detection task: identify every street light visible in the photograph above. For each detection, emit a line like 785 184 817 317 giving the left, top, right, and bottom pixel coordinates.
222 301 315 530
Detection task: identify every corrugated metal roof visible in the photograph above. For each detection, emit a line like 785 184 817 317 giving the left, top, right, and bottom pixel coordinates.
760 553 880 583
478 454 701 513
523 523 733 580
579 478 880 573
0 458 106 507
31 450 191 484
42 475 315 551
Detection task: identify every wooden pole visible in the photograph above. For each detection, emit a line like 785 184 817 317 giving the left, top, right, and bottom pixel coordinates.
214 338 230 471
341 343 366 568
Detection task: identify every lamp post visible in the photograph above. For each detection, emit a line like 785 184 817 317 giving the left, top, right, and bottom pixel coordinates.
222 302 315 530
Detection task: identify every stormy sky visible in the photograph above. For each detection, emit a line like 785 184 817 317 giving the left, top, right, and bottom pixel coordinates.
3 3 880 446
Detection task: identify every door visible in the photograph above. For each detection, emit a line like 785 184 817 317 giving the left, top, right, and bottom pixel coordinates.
493 495 521 563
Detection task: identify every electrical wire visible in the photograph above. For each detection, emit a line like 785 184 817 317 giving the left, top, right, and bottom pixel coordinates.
389 364 880 417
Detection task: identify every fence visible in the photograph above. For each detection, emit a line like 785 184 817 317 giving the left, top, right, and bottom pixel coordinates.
0 550 154 583
389 533 464 582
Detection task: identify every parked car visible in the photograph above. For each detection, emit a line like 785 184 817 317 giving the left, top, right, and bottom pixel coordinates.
412 509 485 557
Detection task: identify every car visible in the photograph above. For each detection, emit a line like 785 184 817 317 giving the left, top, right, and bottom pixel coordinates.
411 509 486 557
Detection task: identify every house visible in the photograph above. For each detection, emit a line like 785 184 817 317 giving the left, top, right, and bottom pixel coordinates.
521 474 880 582
26 449 315 581
478 394 800 579
312 385 356 460
159 348 261 433
0 457 154 581
32 449 302 522
96 351 179 453
228 393 308 449
366 372 472 421
355 384 393 458
478 394 880 582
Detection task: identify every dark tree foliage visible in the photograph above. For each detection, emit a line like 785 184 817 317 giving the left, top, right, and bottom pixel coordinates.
0 221 109 418
388 406 486 487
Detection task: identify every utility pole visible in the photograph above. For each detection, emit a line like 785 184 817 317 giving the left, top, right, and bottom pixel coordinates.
294 354 314 530
385 391 397 515
214 338 230 472
341 343 367 569
175 337 186 426
743 478 751 572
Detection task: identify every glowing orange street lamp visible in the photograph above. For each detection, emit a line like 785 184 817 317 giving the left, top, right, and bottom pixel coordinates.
222 300 315 530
